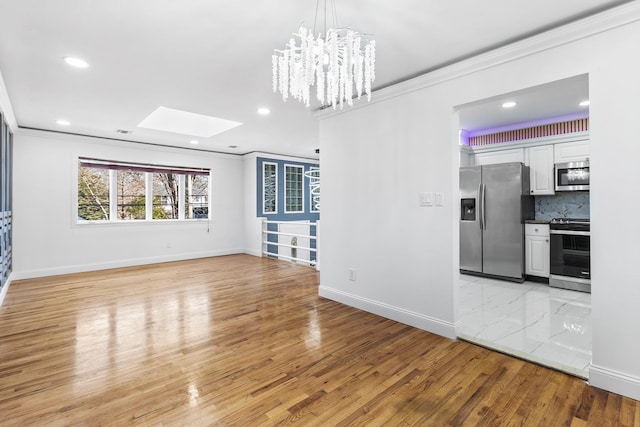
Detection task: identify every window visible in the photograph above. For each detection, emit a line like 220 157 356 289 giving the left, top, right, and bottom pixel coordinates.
262 162 277 214
185 174 209 219
285 165 303 213
78 164 110 221
0 114 13 288
117 170 145 220
77 158 210 223
153 172 179 219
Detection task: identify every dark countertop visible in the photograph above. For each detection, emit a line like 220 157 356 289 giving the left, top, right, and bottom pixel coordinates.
525 219 550 224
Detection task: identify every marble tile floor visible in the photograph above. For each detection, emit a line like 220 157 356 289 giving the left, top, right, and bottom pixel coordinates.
457 274 591 379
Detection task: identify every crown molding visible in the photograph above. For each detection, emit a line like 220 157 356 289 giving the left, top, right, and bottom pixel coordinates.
316 1 640 120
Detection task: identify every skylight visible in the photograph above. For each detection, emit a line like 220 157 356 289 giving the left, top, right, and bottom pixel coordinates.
137 106 242 137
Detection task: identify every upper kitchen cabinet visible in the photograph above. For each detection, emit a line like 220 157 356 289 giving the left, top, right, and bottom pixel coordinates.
472 148 524 166
554 140 590 163
527 145 555 195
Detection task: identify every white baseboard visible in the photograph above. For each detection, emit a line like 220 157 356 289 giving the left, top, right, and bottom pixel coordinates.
318 285 457 340
10 249 245 280
243 248 263 257
0 273 12 308
590 364 640 401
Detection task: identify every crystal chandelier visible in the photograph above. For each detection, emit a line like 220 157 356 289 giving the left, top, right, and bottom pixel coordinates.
272 2 376 109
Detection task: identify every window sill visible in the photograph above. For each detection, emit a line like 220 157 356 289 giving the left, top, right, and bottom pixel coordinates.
74 218 210 228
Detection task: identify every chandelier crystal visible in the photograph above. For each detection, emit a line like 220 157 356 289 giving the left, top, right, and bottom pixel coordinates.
272 24 375 109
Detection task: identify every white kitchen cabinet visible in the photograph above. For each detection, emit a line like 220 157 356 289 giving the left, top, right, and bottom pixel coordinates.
525 224 550 278
526 145 555 195
554 140 590 163
473 148 524 166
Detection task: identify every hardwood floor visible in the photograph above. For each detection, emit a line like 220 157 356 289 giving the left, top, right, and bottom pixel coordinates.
0 254 638 426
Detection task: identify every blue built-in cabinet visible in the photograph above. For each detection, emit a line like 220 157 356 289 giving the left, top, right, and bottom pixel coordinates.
256 157 319 261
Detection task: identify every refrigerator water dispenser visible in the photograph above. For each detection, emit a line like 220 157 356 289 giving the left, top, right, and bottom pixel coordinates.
461 198 476 221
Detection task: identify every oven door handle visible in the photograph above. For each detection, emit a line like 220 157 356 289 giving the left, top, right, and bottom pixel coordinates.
550 230 590 236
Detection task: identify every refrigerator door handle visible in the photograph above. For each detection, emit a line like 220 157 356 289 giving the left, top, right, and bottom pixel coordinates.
478 183 483 230
482 184 487 230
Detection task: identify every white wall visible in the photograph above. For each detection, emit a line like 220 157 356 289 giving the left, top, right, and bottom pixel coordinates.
242 153 261 256
320 88 457 338
12 130 245 278
319 5 640 401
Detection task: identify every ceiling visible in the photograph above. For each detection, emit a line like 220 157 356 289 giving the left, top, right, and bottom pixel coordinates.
0 1 629 159
458 74 590 136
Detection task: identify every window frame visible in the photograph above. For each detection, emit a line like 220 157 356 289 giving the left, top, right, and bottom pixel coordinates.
284 164 304 214
75 157 211 225
262 161 278 215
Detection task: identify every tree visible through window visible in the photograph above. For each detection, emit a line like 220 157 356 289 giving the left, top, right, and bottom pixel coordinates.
185 174 209 219
77 159 210 222
78 166 110 220
153 173 179 219
117 170 145 220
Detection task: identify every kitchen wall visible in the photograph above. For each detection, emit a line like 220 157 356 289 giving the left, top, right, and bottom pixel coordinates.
12 130 245 279
535 192 590 220
318 4 640 401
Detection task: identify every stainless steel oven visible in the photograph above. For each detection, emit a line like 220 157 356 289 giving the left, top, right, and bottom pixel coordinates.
549 218 590 293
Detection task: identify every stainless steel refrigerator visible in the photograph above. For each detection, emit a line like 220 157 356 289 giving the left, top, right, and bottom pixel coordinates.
460 162 534 281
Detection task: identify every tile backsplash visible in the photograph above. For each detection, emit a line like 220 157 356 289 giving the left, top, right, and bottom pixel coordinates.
535 192 590 220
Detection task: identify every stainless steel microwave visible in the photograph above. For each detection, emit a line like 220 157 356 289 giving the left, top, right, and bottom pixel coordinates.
555 160 590 191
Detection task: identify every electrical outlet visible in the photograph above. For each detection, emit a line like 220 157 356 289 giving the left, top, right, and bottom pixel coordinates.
348 268 357 281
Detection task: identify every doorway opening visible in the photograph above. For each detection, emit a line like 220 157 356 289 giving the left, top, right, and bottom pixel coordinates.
453 75 592 379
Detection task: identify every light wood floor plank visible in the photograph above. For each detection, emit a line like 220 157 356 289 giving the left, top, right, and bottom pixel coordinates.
0 254 638 426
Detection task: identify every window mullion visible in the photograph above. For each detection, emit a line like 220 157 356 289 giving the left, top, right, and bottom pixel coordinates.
178 174 185 220
109 169 117 221
145 172 153 220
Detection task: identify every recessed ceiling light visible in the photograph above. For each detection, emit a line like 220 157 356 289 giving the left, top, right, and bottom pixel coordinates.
189 140 199 145
257 107 271 115
579 100 590 107
502 101 517 109
56 119 71 126
63 56 89 68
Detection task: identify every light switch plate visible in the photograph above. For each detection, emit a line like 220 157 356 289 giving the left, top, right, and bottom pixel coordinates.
419 192 433 207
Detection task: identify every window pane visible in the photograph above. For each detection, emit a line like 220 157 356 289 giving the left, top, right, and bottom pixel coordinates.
78 165 110 220
285 165 303 213
153 173 179 219
117 170 145 220
185 174 209 219
263 163 277 214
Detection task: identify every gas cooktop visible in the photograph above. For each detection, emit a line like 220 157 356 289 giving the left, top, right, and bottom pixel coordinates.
549 217 590 231
550 217 590 224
